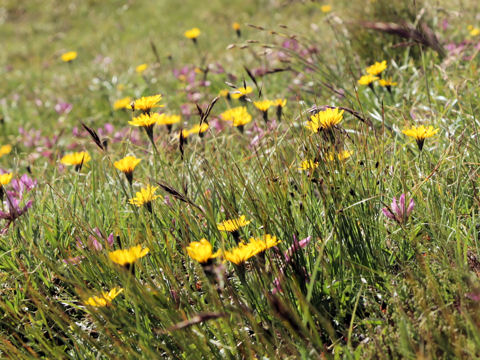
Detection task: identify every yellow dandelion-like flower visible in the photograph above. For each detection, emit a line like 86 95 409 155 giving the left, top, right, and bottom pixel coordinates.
220 107 252 128
223 242 259 265
61 51 77 62
184 27 201 40
366 60 387 76
231 86 253 100
378 78 398 88
114 156 141 184
358 74 379 86
130 95 164 113
0 145 12 158
129 185 161 208
156 114 181 126
468 25 480 37
326 150 353 161
306 108 344 133
136 63 148 74
60 151 91 168
253 100 273 112
299 160 319 171
321 5 332 13
217 215 251 232
232 22 241 31
402 125 439 150
181 123 209 138
186 239 220 264
84 288 123 307
108 245 150 266
273 99 287 107
219 89 230 98
249 234 280 253
0 173 13 186
113 97 132 110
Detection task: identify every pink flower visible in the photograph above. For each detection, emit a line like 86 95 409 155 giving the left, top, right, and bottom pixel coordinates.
382 194 414 224
54 102 73 115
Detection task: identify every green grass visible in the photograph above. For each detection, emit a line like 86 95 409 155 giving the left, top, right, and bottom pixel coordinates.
2 0 480 358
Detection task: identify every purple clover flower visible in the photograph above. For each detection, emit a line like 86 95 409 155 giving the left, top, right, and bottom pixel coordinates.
382 194 414 224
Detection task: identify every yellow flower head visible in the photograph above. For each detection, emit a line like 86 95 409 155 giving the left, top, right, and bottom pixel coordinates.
217 215 251 232
186 239 220 264
326 150 353 161
61 51 77 62
358 74 379 86
274 98 287 107
299 160 319 171
0 173 13 186
113 97 132 110
109 245 150 266
223 242 259 265
306 108 344 133
136 63 148 74
130 95 164 113
249 234 280 253
219 89 230 98
0 145 12 158
366 60 387 75
468 25 480 37
60 151 91 166
129 113 158 128
232 22 241 31
231 86 253 100
84 288 123 307
114 155 141 175
402 125 439 150
129 185 161 207
378 78 398 87
253 100 273 112
220 107 252 127
184 27 201 40
156 114 181 126
321 5 332 13
181 123 209 138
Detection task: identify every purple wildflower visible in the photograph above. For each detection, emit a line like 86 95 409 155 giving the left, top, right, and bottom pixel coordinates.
54 102 73 115
382 194 414 224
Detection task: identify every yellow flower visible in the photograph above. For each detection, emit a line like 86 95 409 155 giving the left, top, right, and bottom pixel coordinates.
186 239 220 264
358 74 379 86
217 215 251 232
231 86 253 100
130 95 164 113
273 99 287 107
253 100 273 112
129 113 158 128
299 160 319 171
366 60 387 76
223 242 259 265
114 156 141 184
0 145 12 158
219 89 230 98
184 27 201 40
180 123 209 138
61 51 77 62
468 25 480 37
109 245 150 266
156 114 181 126
249 234 280 253
220 107 252 127
232 22 241 31
113 96 132 110
402 125 439 150
136 63 148 74
0 173 13 186
326 150 353 161
321 5 332 13
129 185 161 208
84 288 123 307
378 78 398 87
306 108 344 133
60 151 91 167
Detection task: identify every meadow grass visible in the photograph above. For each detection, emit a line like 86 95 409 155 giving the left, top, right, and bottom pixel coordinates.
2 0 480 358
